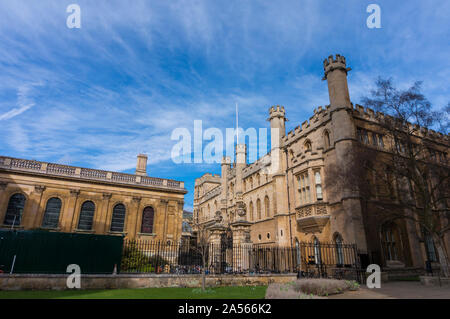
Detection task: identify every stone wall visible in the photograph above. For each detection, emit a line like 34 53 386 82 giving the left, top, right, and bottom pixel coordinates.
0 273 297 291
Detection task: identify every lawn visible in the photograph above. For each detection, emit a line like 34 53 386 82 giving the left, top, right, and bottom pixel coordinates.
0 286 267 299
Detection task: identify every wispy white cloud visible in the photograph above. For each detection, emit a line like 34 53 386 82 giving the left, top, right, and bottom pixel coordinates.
0 0 448 209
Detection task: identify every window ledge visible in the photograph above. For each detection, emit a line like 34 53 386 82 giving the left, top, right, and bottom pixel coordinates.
74 229 94 233
108 231 127 235
38 227 61 231
138 232 156 236
1 225 24 229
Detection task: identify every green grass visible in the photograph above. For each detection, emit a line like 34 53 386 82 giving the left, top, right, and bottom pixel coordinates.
0 286 267 299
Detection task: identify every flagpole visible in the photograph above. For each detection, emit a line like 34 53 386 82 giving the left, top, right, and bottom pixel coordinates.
236 102 239 144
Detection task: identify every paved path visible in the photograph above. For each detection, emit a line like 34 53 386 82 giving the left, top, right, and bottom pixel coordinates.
328 281 450 299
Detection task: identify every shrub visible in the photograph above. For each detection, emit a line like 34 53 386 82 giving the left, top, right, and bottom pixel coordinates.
121 241 170 272
265 279 359 299
265 283 325 299
291 278 359 296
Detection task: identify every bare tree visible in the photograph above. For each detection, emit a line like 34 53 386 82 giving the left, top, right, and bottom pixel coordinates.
327 78 450 276
191 216 211 291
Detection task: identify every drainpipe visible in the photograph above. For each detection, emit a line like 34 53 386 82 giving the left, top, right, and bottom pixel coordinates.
284 148 294 250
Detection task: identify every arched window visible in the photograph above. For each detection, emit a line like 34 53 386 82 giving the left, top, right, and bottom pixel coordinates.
295 238 301 267
381 223 401 261
424 232 437 262
304 140 312 151
289 149 295 164
313 237 322 265
315 171 323 201
264 196 270 217
141 206 155 234
324 130 331 149
78 201 95 230
256 198 261 219
249 201 254 221
257 174 260 186
110 203 126 232
4 193 26 226
42 197 62 228
334 233 344 265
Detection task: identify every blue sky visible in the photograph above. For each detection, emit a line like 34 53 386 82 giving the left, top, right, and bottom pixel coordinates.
0 1 449 211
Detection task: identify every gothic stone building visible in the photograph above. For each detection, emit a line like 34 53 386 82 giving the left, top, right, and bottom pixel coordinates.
194 54 449 272
0 154 187 242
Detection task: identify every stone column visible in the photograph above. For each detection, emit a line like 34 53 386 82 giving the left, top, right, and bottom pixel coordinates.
62 189 80 232
174 200 184 243
208 223 227 273
96 193 111 234
231 221 252 272
0 182 9 224
127 196 141 239
22 185 45 229
160 199 169 241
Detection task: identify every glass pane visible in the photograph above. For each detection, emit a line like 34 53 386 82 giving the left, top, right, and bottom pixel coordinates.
4 193 26 226
78 201 95 230
315 171 321 184
110 204 126 232
42 197 62 228
141 206 154 233
316 185 323 200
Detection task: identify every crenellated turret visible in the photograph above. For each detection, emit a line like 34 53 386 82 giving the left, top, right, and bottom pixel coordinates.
322 54 352 109
268 105 287 150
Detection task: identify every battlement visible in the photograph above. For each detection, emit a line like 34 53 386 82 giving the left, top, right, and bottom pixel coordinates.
236 144 247 154
195 173 221 186
352 104 449 142
283 105 331 144
221 156 231 165
268 105 286 119
323 54 347 68
323 54 352 80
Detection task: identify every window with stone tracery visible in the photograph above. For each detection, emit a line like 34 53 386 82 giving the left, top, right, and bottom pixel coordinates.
297 172 310 205
314 171 323 201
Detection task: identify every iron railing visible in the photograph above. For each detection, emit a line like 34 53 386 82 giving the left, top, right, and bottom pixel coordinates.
120 239 364 282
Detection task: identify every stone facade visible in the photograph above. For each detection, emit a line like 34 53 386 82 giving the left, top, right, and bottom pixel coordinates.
0 154 187 242
194 54 449 271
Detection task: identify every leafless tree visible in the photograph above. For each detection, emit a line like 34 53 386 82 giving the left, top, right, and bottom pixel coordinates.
327 78 450 276
191 217 211 291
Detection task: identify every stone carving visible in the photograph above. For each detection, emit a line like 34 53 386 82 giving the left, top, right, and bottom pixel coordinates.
236 201 246 218
34 185 46 194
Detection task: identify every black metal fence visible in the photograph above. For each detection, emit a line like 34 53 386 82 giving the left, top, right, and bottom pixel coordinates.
120 239 365 282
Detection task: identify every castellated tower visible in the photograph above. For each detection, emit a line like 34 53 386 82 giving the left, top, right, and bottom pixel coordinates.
322 54 352 108
268 105 287 150
323 54 367 253
268 105 289 226
235 144 247 198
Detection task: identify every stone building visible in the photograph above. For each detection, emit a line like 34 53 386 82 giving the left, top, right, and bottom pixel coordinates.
0 154 187 242
194 54 449 272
